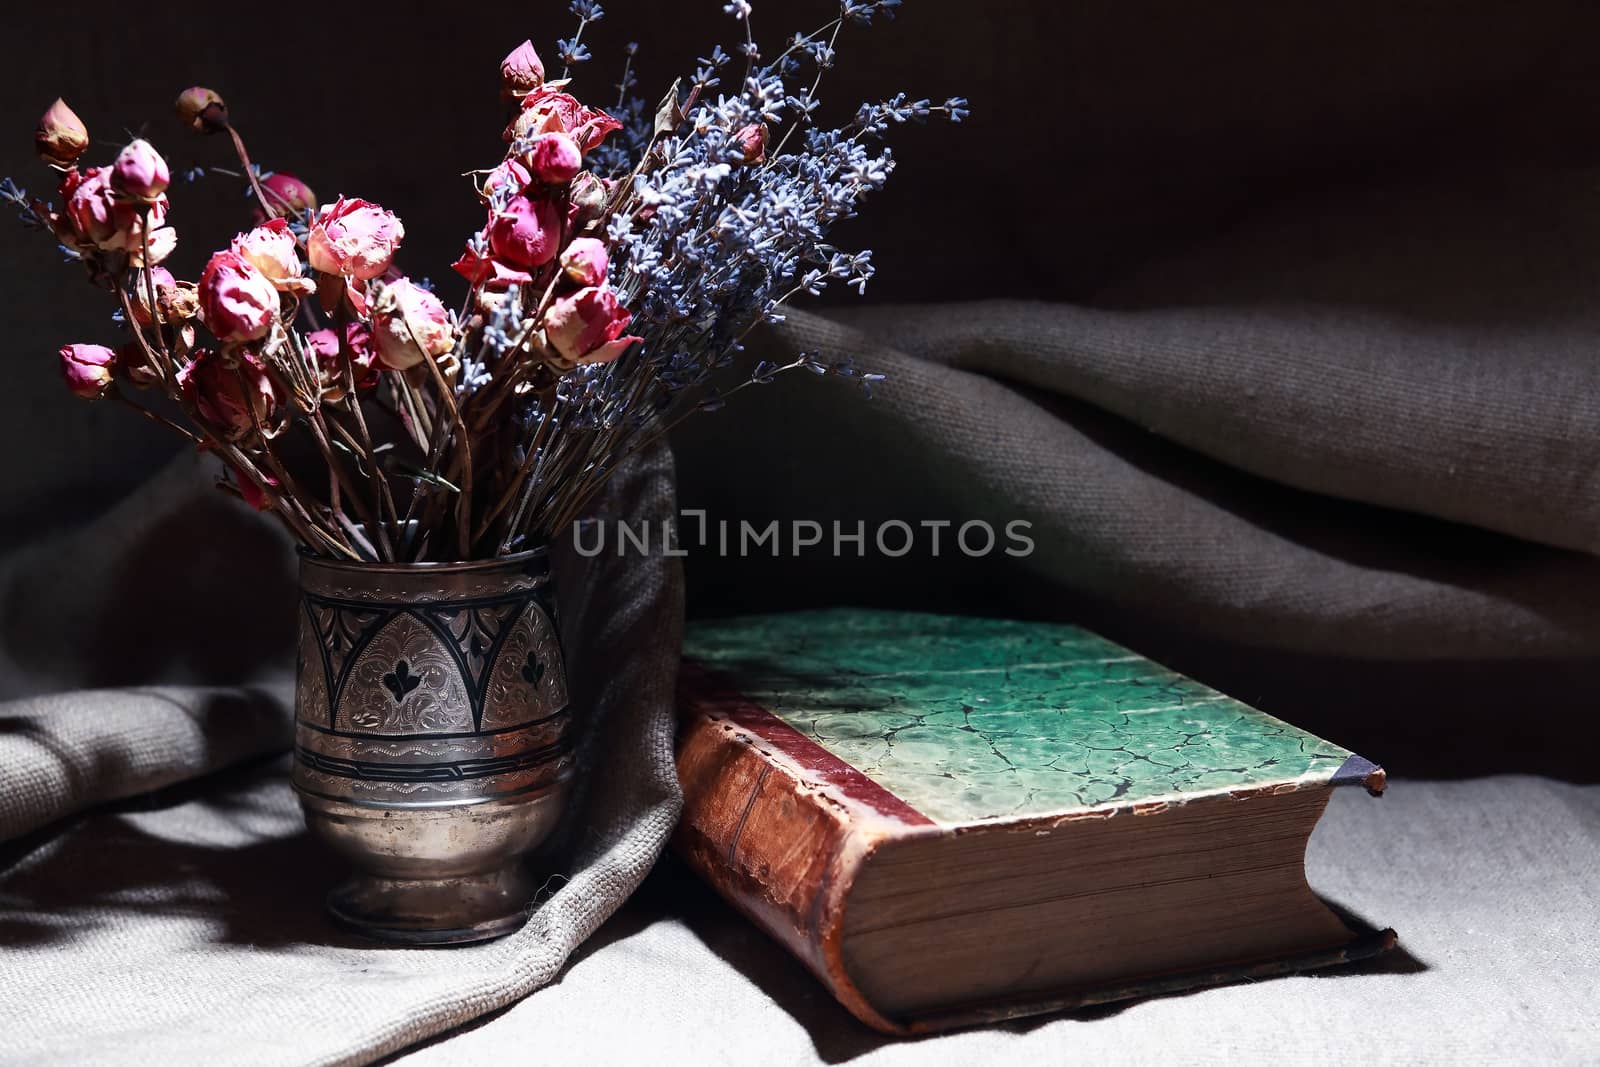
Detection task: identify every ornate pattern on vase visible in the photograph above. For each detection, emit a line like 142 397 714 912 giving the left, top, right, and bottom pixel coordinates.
292 552 571 805
482 600 568 730
341 613 474 734
297 592 563 734
296 606 331 727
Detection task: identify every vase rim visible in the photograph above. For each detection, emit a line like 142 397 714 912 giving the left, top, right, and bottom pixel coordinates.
298 544 550 576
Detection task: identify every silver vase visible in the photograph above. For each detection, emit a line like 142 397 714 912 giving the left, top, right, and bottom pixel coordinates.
292 547 573 945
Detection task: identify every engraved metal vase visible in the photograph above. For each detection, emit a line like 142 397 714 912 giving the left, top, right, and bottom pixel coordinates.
292 547 572 945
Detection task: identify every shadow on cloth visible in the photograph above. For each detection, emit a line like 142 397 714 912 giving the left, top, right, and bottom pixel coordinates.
555 858 1428 1065
0 757 350 950
0 755 596 954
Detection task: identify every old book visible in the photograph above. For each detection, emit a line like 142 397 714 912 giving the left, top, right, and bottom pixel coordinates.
675 609 1393 1035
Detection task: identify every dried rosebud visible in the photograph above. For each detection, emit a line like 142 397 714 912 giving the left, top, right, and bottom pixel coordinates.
560 237 608 287
175 86 228 134
544 285 639 368
488 194 560 269
198 250 279 343
254 172 317 222
568 171 608 222
732 122 768 165
307 197 405 280
230 218 313 296
500 40 545 95
130 266 176 326
371 278 455 371
110 139 170 200
178 348 281 440
35 99 88 168
306 322 379 400
527 133 581 184
59 343 118 399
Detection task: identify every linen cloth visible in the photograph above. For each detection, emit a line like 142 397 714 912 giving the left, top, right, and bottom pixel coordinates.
393 778 1600 1066
0 444 684 1067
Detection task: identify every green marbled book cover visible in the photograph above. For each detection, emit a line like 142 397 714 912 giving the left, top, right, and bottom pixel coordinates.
683 608 1381 827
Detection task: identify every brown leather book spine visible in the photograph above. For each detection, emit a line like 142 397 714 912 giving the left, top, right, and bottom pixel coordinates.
673 665 931 1035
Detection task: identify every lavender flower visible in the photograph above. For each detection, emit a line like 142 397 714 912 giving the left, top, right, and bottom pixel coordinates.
495 0 962 548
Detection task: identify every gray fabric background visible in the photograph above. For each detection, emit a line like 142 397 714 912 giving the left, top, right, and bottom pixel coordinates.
2 1 1599 1062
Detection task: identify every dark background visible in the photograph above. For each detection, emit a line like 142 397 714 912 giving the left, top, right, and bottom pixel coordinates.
7 1 1600 516
3 1 1599 776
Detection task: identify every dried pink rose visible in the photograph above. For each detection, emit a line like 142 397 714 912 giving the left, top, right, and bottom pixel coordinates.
59 343 118 399
509 87 622 154
488 194 560 270
139 226 178 267
254 172 317 222
110 139 170 200
560 237 608 287
63 166 174 262
198 250 279 343
178 348 281 440
370 278 455 371
733 123 768 165
500 40 545 95
62 168 118 245
306 322 379 398
35 99 88 168
544 285 639 367
307 197 405 280
230 218 313 296
527 133 582 184
480 159 531 204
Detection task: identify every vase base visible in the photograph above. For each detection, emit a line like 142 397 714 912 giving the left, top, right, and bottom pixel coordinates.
326 866 535 946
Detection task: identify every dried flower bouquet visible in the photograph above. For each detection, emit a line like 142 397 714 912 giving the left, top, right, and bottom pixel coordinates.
7 1 965 564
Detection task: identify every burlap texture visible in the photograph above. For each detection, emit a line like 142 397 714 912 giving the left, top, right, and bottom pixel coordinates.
0 445 682 1067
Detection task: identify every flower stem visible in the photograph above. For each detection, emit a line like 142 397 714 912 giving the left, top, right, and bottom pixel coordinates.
112 389 200 444
224 123 279 222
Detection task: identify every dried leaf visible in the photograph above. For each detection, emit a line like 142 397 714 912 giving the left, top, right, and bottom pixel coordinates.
654 78 685 136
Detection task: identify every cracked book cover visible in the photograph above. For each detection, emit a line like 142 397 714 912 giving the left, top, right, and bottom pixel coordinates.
675 609 1394 1035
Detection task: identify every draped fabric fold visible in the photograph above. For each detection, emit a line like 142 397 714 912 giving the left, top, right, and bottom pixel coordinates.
677 164 1600 660
0 445 684 1066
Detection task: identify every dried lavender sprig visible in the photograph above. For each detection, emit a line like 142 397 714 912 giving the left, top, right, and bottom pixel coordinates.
558 0 605 77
